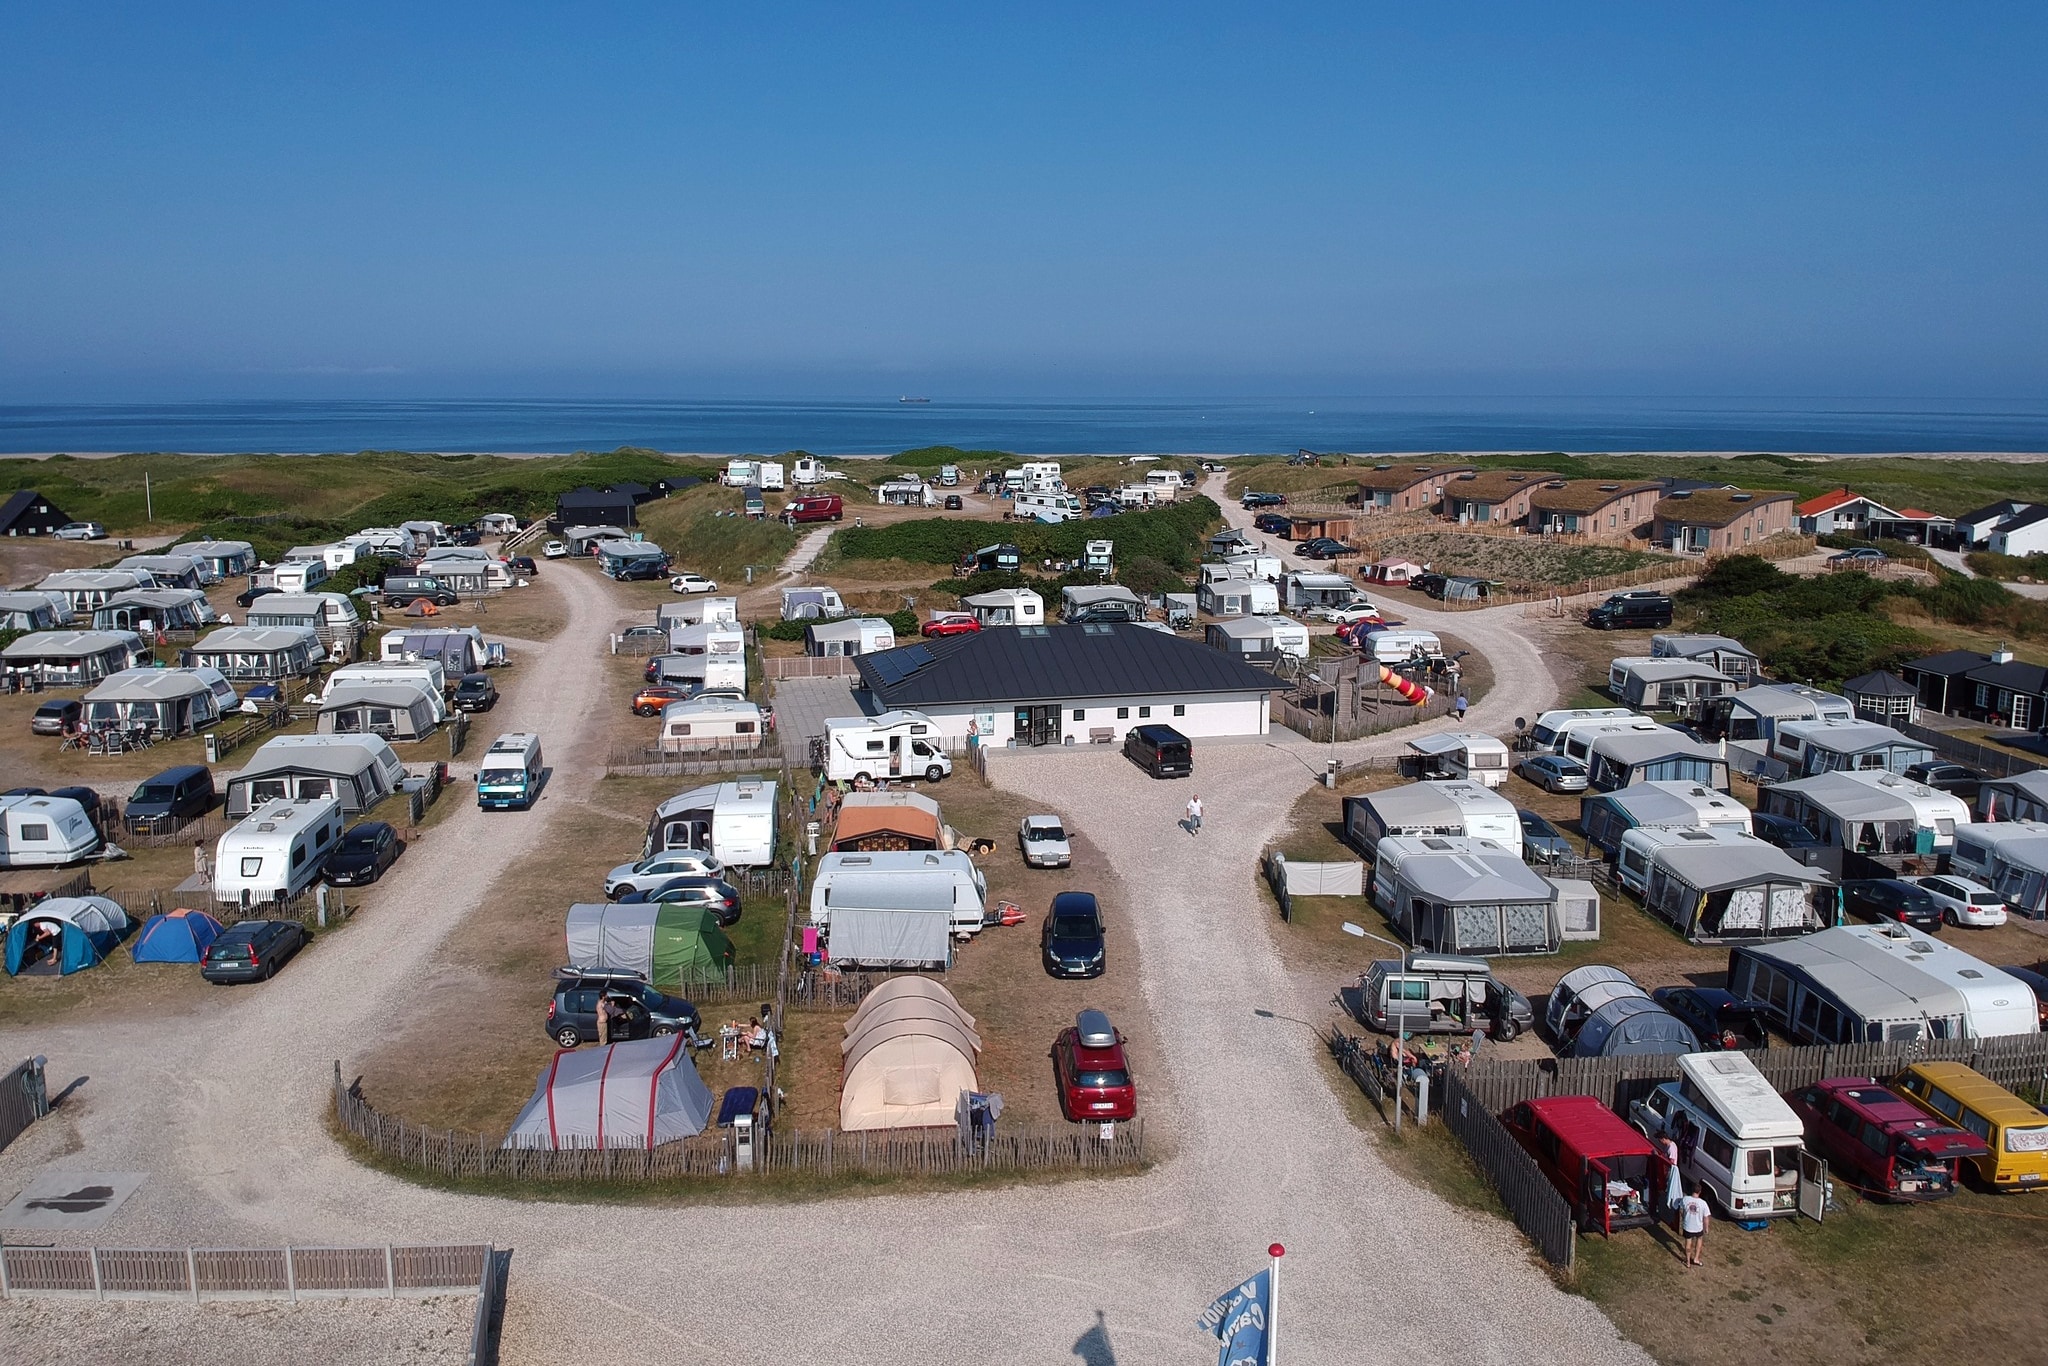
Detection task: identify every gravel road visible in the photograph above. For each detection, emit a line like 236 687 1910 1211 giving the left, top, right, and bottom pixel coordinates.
0 522 1645 1365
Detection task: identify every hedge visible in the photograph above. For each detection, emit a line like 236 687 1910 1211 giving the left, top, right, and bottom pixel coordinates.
836 496 1221 569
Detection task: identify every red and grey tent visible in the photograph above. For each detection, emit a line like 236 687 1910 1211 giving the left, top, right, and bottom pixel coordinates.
503 1035 715 1150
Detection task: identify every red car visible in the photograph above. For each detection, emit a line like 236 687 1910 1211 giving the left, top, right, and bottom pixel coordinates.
1052 1009 1137 1122
922 615 982 638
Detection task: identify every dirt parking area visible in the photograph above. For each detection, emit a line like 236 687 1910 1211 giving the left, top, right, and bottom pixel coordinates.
0 1293 478 1366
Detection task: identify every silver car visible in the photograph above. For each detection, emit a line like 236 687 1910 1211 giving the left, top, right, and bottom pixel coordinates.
1019 814 1072 868
604 850 725 899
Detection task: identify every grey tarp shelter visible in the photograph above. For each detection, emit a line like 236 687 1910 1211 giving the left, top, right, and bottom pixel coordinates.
1566 997 1699 1058
503 1035 714 1150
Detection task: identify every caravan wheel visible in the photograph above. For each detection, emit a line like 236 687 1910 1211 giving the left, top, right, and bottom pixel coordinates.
853 771 873 786
925 764 945 783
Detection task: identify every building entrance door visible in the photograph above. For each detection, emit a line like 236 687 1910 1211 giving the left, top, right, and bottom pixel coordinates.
1013 705 1062 747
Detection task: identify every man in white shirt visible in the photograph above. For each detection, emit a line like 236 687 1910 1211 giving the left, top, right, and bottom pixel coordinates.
1185 795 1203 836
1678 1184 1711 1267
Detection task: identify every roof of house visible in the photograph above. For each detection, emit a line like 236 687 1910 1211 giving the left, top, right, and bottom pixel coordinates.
1842 670 1918 698
0 489 62 528
1654 488 1795 527
1795 488 1901 518
1353 462 1472 492
1526 479 1662 515
1967 659 2048 696
557 486 633 510
1442 470 1561 504
1956 499 2033 526
854 622 1278 708
1904 649 1992 678
1992 505 2048 537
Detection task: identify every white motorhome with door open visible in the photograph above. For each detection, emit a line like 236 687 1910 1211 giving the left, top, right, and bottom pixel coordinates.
822 711 953 784
213 796 343 907
1630 1051 1817 1222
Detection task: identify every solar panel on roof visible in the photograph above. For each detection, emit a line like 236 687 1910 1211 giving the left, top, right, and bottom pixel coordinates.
869 644 936 688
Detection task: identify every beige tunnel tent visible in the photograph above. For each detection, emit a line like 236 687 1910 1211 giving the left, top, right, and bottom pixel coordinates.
839 978 981 1131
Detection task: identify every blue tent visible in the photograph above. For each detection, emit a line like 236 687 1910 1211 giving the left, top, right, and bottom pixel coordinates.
131 908 225 964
4 897 133 976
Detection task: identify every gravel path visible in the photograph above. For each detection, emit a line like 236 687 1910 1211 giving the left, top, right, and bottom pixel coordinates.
0 525 1644 1365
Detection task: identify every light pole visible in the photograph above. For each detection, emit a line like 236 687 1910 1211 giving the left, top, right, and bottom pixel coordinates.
1342 922 1415 1131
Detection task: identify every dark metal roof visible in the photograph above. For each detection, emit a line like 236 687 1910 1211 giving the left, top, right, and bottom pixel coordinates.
1903 649 1991 679
1967 660 2048 696
855 622 1280 707
1841 671 1918 697
0 489 66 531
1993 505 2048 536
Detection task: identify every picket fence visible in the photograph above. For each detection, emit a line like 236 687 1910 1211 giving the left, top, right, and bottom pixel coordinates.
0 1241 490 1303
1437 1070 1577 1268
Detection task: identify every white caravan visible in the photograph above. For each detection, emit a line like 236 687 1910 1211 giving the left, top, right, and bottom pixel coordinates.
809 849 989 939
213 796 343 907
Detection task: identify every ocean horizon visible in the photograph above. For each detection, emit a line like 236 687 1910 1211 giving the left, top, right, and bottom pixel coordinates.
3 395 2047 458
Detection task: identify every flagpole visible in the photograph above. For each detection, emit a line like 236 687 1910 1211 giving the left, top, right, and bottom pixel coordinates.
1267 1243 1284 1366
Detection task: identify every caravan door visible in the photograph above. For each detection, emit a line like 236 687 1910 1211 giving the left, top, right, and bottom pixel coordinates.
1797 1152 1828 1223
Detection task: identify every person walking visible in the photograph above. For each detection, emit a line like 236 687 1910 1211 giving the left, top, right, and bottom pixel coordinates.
1454 692 1469 721
1657 1133 1683 1218
1184 794 1203 837
1678 1183 1711 1267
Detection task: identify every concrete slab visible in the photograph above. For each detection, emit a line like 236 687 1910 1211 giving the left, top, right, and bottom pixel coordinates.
0 1170 148 1230
772 676 862 764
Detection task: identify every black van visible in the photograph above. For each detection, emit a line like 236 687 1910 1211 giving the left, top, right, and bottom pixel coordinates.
1123 724 1192 778
125 764 216 835
383 574 459 607
1584 593 1673 630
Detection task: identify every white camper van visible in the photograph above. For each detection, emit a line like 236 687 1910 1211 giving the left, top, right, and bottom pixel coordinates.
1526 707 1640 754
477 733 545 810
213 796 343 907
271 559 331 593
1630 1052 1815 1222
643 778 778 867
0 794 102 868
1015 490 1082 523
809 849 989 939
822 710 953 784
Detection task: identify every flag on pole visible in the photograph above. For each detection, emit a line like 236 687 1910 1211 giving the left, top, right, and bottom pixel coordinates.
1197 1267 1273 1366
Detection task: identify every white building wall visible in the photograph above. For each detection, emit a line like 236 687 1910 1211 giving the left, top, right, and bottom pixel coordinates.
909 691 1270 745
1992 520 2048 558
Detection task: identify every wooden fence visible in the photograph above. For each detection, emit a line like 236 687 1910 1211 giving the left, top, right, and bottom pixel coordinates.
333 1070 1143 1183
1897 719 2044 778
0 1057 49 1157
606 741 780 778
92 884 348 929
202 704 298 763
0 1241 491 1302
1437 1070 1577 1269
761 656 864 681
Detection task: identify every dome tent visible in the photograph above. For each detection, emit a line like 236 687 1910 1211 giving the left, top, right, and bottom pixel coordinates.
503 1035 715 1151
4 896 133 976
131 908 225 964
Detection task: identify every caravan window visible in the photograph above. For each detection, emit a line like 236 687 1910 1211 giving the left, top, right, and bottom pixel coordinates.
250 779 288 804
735 722 755 734
292 846 306 869
240 856 262 877
671 724 692 736
17 823 48 842
1703 1131 1735 1169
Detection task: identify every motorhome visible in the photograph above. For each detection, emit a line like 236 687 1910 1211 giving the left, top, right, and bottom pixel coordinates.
212 796 343 907
1342 780 1521 858
1629 1052 1814 1221
822 710 953 784
1017 461 1063 492
643 778 779 867
1016 490 1082 522
1371 836 1562 956
1355 951 1536 1041
657 697 766 753
1114 484 1159 508
793 455 826 486
809 849 988 940
1525 707 1639 754
722 459 759 487
0 794 101 868
477 733 545 811
1616 827 1837 943
1404 732 1511 788
1948 822 2048 918
756 461 786 492
1082 539 1113 574
1728 924 2040 1043
938 463 960 487
270 559 331 594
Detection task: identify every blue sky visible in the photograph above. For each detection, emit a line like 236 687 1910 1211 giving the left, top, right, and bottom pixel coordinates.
2 3 2043 400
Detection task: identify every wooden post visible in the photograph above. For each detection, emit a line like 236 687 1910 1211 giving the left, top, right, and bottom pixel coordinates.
90 1246 102 1300
188 1248 199 1303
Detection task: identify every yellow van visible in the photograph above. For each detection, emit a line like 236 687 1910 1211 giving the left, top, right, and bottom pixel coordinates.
1893 1062 2048 1191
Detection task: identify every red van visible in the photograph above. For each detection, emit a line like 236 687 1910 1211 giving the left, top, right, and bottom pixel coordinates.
784 494 843 524
1785 1077 1988 1203
1501 1094 1667 1236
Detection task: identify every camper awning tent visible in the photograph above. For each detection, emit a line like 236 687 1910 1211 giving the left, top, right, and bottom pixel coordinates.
317 682 440 739
1580 780 1751 856
1376 837 1561 956
824 882 957 969
1569 997 1699 1058
840 978 980 1131
184 625 323 679
4 896 132 975
503 1035 715 1150
1760 771 1968 854
130 908 224 963
1636 833 1836 942
83 666 227 736
564 902 735 987
831 792 944 851
226 733 403 817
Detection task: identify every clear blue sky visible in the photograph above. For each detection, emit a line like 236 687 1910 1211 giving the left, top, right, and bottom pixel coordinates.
2 2 2043 400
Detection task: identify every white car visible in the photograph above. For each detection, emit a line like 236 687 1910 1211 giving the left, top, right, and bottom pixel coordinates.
604 850 725 899
54 521 107 541
1316 600 1383 626
1913 874 2009 928
1019 814 1072 869
669 573 719 595
542 540 569 559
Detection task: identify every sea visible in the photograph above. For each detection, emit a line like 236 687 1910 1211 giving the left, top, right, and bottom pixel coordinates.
2 395 2047 457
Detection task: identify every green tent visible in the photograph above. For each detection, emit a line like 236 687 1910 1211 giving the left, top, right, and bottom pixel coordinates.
565 902 735 988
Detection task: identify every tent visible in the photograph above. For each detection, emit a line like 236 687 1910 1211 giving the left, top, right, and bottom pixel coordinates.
1565 997 1699 1059
503 1035 715 1150
840 978 980 1131
4 897 133 976
564 903 735 987
831 791 944 852
130 908 225 964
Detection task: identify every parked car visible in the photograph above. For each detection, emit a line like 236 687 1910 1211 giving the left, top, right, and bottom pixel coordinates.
1123 724 1192 778
235 585 281 609
542 540 569 558
545 967 699 1049
921 615 982 638
1051 1009 1136 1121
1041 892 1106 978
603 850 726 899
504 555 539 576
669 573 718 594
200 919 309 984
1828 547 1889 567
1516 809 1572 863
1913 874 2009 928
54 521 108 540
942 495 965 510
1904 761 1983 803
1750 811 1828 850
1786 1077 1986 1203
1584 594 1673 629
614 560 670 582
324 821 404 886
631 684 688 716
452 673 498 713
1296 537 1353 560
1316 601 1384 627
1518 754 1590 793
124 764 216 835
1240 492 1286 508
619 624 667 648
29 699 82 736
1650 986 1769 1051
1840 877 1943 931
619 875 742 925
1253 513 1293 535
1019 814 1073 869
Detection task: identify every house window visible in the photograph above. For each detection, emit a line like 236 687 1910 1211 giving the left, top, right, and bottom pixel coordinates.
1743 526 1751 543
1073 709 1086 721
1609 514 1617 529
1138 706 1152 718
1173 704 1186 717
1976 683 1992 708
1116 707 1129 719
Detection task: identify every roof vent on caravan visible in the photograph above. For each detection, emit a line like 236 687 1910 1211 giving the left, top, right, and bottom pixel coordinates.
1421 837 1456 851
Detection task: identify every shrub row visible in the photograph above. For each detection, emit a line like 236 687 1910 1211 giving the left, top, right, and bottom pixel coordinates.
836 496 1221 569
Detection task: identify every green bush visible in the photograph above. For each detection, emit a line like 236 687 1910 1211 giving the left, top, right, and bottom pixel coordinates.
836 496 1222 570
